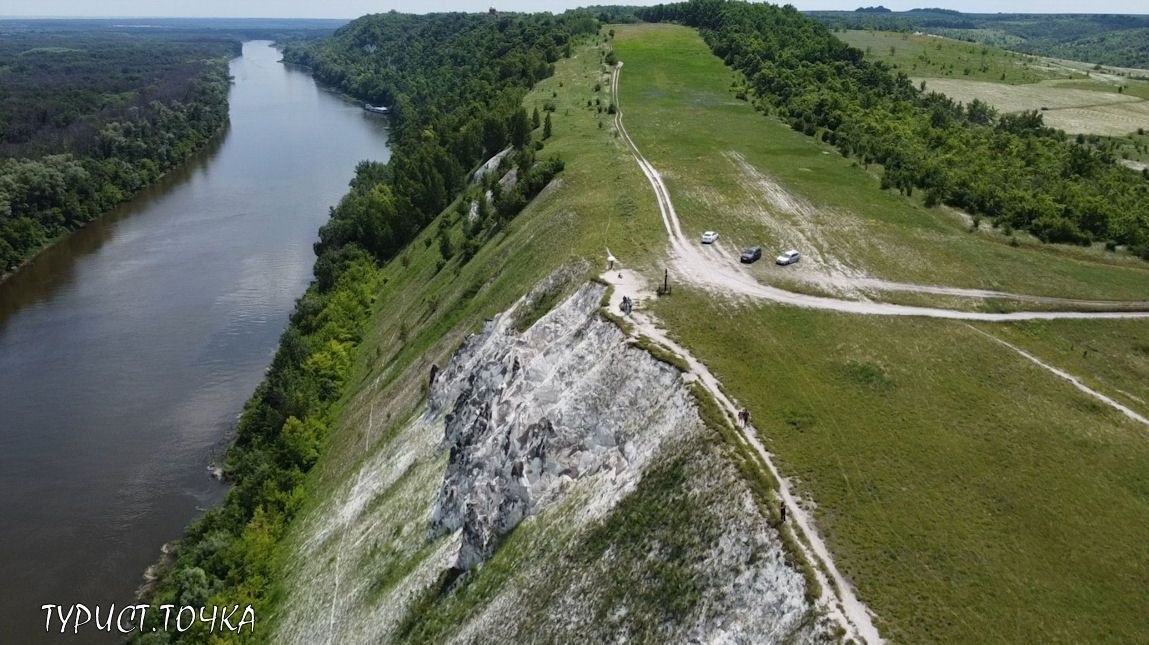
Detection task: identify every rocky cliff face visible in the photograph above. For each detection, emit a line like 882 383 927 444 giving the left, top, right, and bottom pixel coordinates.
272 275 832 644
426 280 686 570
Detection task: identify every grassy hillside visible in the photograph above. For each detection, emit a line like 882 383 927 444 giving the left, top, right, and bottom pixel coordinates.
613 22 1149 643
613 24 1149 302
264 28 842 644
204 15 1149 644
265 30 665 630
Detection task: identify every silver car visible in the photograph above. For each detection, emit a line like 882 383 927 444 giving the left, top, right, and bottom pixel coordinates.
775 249 800 265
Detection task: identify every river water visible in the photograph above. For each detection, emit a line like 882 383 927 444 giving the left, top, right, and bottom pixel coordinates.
0 41 389 642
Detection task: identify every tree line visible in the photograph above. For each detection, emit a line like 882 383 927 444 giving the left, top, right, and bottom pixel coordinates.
639 0 1149 257
0 33 236 273
137 11 596 640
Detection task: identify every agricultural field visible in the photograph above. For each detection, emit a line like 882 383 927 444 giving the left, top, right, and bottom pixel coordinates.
922 77 1149 137
614 22 1149 643
840 29 1149 138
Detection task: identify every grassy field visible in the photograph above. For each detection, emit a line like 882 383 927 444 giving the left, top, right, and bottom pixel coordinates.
616 23 1149 643
612 24 1149 302
985 318 1149 419
840 29 1149 137
838 29 1071 84
651 287 1149 644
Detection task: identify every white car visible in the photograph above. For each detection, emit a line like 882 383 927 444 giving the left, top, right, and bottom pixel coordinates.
701 231 719 244
775 249 800 265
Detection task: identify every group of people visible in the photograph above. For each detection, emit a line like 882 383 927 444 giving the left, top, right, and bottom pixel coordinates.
620 295 633 315
737 407 751 427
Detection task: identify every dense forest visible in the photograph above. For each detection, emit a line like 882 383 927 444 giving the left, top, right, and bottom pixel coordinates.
137 11 596 640
280 10 595 269
0 33 236 273
807 9 1149 69
640 0 1149 257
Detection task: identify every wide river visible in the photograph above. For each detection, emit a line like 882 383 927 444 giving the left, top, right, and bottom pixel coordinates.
0 41 389 642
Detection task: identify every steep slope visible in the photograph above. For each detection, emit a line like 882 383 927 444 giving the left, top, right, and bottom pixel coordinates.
273 278 831 643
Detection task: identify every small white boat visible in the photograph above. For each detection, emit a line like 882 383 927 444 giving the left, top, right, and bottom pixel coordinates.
364 104 390 114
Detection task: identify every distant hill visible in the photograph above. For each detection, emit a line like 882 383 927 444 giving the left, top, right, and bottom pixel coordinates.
807 10 1149 68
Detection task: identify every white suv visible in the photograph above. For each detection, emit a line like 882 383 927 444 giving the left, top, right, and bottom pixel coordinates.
701 231 719 244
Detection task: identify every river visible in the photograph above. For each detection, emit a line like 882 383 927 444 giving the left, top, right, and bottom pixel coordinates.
0 41 390 642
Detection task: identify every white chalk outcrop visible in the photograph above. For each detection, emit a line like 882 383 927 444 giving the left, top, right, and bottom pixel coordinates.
273 275 832 644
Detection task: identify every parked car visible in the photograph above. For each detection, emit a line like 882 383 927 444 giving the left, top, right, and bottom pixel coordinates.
740 246 762 263
701 231 719 244
775 249 800 265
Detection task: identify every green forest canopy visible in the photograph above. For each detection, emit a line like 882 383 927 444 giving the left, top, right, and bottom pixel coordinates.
281 11 595 273
0 33 235 273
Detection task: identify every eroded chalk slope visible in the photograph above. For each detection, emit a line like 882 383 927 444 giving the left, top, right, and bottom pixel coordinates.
273 278 831 644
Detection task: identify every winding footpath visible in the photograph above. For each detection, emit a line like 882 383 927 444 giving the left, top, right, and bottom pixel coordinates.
606 60 1149 644
600 268 884 645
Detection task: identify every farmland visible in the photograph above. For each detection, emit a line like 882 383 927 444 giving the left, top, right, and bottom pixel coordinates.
840 29 1149 138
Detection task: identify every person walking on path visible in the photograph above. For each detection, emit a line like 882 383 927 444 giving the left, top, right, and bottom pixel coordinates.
780 503 787 524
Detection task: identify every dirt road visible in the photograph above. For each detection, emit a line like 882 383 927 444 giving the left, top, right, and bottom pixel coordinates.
610 63 1149 322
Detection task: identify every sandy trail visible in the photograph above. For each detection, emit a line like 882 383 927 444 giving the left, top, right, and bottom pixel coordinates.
610 70 883 642
721 152 1148 308
966 326 1149 428
600 269 883 644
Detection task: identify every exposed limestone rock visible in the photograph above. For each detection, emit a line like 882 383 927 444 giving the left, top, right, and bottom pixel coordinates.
497 165 519 193
427 278 685 570
471 147 512 184
273 273 832 644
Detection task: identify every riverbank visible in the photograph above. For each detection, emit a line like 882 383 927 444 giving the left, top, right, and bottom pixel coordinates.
0 40 390 642
0 122 232 287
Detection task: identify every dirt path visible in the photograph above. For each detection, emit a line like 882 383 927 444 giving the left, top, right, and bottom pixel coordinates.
610 63 1149 322
720 150 1148 309
967 326 1149 428
844 277 1149 309
600 268 884 645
